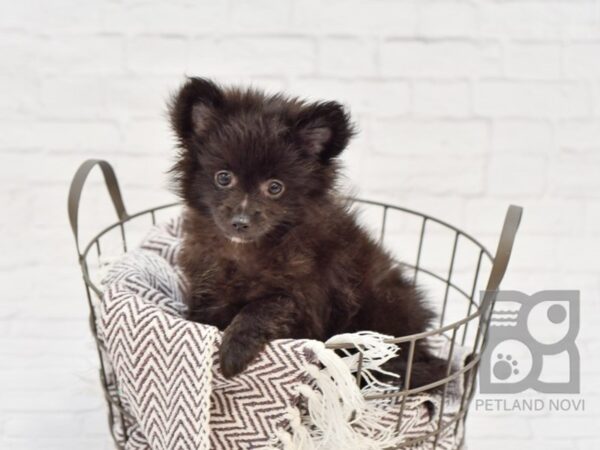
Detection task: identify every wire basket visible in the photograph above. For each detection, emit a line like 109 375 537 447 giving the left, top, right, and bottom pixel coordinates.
68 159 522 449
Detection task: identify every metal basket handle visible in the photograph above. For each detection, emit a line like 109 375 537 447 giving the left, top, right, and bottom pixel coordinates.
68 159 129 257
481 204 523 315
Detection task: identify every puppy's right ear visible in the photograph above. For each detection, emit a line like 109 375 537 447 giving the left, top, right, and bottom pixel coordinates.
169 77 224 143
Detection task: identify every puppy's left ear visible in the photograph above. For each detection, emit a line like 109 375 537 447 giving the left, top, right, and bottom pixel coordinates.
296 101 354 162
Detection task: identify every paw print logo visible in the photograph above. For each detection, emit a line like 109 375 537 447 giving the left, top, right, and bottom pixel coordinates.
494 354 519 380
480 291 580 394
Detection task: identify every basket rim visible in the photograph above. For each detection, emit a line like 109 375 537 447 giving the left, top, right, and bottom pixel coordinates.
79 198 494 265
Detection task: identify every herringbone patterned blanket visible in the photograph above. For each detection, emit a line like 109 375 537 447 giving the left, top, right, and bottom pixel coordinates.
98 218 466 449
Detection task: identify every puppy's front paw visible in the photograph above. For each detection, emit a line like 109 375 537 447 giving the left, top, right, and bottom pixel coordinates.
219 331 263 378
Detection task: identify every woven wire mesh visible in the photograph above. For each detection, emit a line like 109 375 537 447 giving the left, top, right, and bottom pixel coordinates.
71 162 519 450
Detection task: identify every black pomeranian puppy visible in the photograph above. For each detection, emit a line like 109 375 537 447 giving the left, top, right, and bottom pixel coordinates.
169 78 447 388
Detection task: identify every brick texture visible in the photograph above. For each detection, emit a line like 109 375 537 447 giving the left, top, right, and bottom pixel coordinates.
1 0 599 449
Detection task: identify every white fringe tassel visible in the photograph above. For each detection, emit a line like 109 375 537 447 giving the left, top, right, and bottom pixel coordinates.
268 331 410 450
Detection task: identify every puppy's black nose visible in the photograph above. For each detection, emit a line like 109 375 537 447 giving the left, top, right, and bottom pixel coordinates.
231 214 250 232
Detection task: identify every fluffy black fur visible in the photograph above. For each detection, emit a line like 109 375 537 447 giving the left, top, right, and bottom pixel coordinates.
169 77 447 388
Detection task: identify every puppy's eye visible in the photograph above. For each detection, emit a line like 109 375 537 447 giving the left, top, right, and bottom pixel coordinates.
266 180 284 197
215 170 234 187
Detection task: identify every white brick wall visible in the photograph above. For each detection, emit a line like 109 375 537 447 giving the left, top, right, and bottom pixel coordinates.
1 0 599 449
